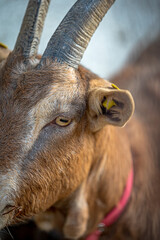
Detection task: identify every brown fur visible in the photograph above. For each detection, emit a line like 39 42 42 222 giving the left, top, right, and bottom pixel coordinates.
34 38 160 240
0 32 160 240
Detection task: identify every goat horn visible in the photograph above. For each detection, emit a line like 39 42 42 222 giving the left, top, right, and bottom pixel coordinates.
9 0 50 61
39 0 115 69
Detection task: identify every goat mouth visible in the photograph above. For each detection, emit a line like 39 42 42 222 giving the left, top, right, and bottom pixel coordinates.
2 205 16 216
1 205 23 219
0 204 23 230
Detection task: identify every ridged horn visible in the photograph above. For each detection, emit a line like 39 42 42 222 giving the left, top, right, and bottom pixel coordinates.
9 0 50 61
39 0 115 69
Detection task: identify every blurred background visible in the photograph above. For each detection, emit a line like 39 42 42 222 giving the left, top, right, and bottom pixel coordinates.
0 0 160 78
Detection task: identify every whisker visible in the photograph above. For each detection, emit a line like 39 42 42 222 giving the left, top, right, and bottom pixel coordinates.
0 228 8 235
0 227 13 240
6 227 14 240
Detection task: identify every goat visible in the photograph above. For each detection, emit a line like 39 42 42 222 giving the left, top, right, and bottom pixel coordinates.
0 0 160 240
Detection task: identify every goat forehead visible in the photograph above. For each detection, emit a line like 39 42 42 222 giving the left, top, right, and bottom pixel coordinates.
0 61 86 108
32 83 82 114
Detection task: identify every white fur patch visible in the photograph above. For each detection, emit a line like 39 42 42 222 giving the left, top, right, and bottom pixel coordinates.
0 166 21 229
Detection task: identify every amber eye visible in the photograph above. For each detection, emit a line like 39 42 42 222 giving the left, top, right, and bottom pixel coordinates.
55 117 72 127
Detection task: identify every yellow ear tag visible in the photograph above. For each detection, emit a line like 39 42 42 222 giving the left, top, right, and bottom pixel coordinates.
111 83 119 90
102 98 116 110
0 42 8 49
102 84 119 110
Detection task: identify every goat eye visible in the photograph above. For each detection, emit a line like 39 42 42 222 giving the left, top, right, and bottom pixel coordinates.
55 117 71 127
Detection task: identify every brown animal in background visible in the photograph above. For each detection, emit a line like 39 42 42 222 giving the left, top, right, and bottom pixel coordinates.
0 43 10 62
0 0 160 239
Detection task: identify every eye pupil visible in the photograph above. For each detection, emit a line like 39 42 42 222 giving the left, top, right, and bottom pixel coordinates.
60 119 68 123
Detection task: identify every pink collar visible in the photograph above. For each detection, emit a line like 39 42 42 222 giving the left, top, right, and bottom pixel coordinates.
86 167 134 240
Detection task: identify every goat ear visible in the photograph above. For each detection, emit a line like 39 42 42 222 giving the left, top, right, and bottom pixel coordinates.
87 86 135 132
